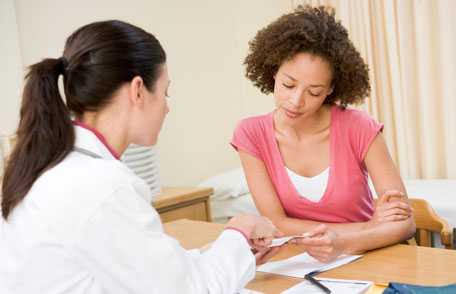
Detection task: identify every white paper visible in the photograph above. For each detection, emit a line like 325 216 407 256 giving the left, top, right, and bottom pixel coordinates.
269 236 296 247
257 252 362 278
281 278 372 294
269 234 311 247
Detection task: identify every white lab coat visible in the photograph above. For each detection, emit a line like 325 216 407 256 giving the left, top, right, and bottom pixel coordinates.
0 126 255 294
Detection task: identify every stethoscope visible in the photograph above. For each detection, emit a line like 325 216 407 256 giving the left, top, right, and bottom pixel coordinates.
73 147 102 159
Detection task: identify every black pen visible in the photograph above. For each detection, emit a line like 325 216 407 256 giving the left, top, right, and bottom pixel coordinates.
304 272 331 294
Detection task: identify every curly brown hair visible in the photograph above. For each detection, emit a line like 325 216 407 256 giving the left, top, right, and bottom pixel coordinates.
244 5 370 106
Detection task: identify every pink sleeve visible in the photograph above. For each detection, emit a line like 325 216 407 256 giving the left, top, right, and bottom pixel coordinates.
350 110 384 161
230 119 262 160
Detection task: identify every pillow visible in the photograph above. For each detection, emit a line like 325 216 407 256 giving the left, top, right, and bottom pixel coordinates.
198 168 249 200
121 144 161 199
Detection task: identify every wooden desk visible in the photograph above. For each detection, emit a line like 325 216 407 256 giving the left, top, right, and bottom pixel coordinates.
164 219 456 294
153 187 213 223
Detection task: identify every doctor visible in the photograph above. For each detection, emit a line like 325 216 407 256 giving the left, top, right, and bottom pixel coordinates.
0 20 281 294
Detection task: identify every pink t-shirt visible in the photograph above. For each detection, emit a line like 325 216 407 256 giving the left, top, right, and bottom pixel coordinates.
231 106 384 223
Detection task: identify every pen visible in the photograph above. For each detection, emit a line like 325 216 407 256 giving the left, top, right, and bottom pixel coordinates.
304 272 331 294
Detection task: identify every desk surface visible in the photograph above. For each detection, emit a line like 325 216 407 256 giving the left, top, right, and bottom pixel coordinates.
152 187 213 209
164 219 456 294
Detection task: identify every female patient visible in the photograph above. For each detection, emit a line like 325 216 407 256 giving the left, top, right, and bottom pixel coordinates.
231 6 416 262
0 20 281 294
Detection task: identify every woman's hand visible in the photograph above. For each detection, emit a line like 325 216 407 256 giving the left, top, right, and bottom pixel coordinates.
370 190 413 226
292 224 346 263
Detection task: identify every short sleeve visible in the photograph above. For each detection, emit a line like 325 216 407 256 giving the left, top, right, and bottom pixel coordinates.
230 119 262 160
348 110 384 161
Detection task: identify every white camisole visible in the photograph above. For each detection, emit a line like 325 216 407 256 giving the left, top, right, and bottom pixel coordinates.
285 167 329 202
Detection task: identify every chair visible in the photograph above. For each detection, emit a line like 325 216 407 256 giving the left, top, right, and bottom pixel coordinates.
408 198 454 249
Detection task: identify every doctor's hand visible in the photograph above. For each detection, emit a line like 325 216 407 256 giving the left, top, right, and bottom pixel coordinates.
370 190 412 226
291 224 345 263
226 214 283 251
252 245 283 265
226 215 286 265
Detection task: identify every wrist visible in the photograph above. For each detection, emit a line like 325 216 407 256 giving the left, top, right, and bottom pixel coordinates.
363 220 374 230
224 227 251 245
339 232 356 255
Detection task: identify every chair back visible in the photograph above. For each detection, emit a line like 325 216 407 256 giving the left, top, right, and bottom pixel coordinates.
409 198 454 249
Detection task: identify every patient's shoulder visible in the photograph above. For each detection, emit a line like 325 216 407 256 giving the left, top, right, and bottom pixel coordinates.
335 106 377 125
235 112 272 134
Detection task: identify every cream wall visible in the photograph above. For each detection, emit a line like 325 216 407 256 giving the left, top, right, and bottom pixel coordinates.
0 0 23 135
1 0 291 185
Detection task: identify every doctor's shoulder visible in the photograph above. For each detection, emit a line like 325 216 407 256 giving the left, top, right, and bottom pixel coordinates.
26 151 153 226
42 151 148 204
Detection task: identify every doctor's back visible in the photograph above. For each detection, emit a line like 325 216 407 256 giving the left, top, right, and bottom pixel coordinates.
0 135 164 293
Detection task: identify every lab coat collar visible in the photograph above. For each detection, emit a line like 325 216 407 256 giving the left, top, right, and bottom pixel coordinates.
73 122 121 161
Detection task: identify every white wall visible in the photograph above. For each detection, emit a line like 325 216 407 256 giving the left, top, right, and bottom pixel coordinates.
0 0 23 135
1 0 292 185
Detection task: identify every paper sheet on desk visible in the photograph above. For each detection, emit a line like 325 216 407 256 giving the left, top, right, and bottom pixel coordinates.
281 278 372 294
257 252 362 278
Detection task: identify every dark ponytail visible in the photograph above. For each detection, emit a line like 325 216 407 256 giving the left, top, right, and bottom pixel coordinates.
1 20 166 220
1 58 74 219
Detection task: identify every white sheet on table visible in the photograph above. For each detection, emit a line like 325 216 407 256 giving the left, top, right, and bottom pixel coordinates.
281 278 372 294
257 252 362 278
